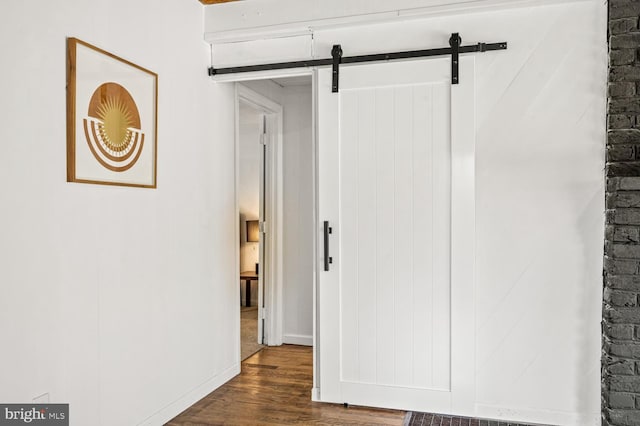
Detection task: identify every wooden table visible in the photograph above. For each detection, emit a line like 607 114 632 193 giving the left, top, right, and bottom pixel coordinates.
240 271 258 307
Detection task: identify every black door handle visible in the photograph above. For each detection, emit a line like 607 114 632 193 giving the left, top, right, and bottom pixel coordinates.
324 221 333 271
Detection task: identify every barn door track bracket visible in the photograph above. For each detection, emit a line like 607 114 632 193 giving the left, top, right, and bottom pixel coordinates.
331 44 343 93
208 33 507 91
450 33 461 84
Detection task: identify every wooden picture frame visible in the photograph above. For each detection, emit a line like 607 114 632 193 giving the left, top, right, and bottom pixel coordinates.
67 38 158 188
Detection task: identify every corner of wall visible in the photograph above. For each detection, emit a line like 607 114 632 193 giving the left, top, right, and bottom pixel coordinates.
603 2 640 425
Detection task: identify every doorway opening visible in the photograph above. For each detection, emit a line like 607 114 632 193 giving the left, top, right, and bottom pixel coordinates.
235 75 315 367
237 98 268 360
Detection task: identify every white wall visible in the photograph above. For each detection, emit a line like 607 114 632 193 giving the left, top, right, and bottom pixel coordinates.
240 80 314 345
208 1 606 425
281 85 314 345
0 2 237 425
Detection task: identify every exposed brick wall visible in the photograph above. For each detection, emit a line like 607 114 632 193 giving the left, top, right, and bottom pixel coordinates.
604 2 640 425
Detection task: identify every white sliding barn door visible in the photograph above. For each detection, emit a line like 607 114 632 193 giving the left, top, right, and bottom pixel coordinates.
317 57 475 415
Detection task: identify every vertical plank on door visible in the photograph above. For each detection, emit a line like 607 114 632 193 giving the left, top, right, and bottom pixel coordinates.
357 89 378 383
393 86 415 387
340 91 360 383
375 87 396 386
432 82 452 390
412 85 434 388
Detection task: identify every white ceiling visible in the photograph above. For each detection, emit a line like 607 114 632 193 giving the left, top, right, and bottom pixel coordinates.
270 75 312 87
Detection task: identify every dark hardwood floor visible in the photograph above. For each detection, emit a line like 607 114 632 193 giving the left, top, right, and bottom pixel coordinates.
166 345 407 425
167 345 541 426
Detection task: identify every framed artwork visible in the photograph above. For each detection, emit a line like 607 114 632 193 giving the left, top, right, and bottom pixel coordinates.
67 38 157 188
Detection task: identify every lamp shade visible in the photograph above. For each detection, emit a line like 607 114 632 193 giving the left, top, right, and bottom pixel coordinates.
246 220 260 242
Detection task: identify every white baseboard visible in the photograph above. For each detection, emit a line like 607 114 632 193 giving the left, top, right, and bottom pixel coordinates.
139 363 241 426
283 334 313 346
475 403 600 426
311 387 320 402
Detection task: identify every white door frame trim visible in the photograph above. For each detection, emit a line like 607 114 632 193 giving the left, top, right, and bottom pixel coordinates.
235 83 285 347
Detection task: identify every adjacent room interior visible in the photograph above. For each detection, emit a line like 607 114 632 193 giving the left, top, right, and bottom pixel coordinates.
238 99 264 360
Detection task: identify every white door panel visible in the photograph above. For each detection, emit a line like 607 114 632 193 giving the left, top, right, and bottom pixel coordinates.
318 57 475 415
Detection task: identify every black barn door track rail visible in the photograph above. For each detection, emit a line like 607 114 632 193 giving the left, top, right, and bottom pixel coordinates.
208 33 507 92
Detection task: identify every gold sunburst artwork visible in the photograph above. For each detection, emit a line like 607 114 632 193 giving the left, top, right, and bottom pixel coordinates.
95 92 137 152
67 37 157 188
83 82 145 172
